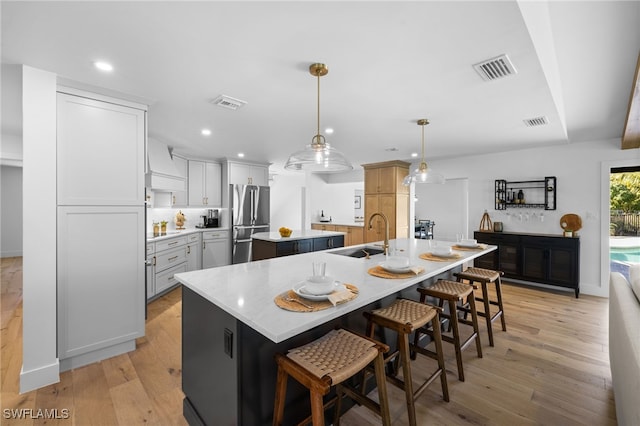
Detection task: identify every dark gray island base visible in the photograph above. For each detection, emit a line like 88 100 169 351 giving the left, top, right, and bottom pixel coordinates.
182 275 452 425
176 238 496 425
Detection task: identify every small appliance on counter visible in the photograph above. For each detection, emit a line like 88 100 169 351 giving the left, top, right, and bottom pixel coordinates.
319 210 331 223
196 209 220 228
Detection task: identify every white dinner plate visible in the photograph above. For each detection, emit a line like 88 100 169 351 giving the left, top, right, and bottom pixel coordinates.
293 281 344 301
457 242 481 248
430 251 459 258
379 262 414 274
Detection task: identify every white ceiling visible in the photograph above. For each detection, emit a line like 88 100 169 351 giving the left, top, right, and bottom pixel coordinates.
2 1 639 173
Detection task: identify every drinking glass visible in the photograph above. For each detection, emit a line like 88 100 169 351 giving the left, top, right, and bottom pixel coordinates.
312 261 326 277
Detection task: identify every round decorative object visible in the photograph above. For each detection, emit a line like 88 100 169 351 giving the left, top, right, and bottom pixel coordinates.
560 213 582 232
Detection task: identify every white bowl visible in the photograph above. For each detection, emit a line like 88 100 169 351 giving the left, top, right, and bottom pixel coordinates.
386 256 410 269
433 246 452 256
460 238 477 246
304 276 335 295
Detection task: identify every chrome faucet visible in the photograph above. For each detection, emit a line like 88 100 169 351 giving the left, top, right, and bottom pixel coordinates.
368 212 390 256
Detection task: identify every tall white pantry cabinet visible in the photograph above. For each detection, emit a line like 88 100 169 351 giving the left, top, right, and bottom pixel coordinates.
56 89 146 371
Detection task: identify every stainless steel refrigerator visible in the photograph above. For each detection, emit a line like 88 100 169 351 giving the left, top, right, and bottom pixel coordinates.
231 184 270 263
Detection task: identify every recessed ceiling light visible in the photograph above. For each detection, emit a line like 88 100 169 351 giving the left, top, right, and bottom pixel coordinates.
238 153 245 158
325 128 334 134
94 61 113 72
411 152 418 158
201 129 212 136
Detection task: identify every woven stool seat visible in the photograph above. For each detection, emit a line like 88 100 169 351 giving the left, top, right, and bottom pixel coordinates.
455 267 501 282
423 279 474 299
454 267 506 347
368 298 438 332
416 280 482 382
273 328 391 426
287 329 380 385
364 299 448 426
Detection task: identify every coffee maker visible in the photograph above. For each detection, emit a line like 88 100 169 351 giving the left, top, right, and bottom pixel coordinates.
205 209 219 228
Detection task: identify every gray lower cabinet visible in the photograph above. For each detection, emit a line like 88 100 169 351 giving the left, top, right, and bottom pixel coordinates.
148 235 188 300
202 230 231 268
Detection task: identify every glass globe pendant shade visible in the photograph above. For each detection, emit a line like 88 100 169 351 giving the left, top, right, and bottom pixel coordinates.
285 135 352 172
403 119 444 185
284 63 353 173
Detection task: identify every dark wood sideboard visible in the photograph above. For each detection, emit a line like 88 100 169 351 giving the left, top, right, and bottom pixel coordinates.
474 231 580 297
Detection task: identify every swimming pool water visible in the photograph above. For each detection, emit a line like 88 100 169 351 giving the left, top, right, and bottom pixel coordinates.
610 247 640 263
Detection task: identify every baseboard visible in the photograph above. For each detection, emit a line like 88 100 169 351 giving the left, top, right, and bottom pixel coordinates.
20 359 59 394
1 250 23 258
59 339 136 372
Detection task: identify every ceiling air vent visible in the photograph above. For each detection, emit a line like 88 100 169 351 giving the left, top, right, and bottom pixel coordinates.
523 116 549 127
473 54 517 81
210 95 247 110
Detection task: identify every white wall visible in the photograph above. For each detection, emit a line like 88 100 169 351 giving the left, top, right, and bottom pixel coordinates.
21 66 59 392
424 138 639 297
1 165 23 257
307 173 364 224
270 174 305 230
415 178 469 241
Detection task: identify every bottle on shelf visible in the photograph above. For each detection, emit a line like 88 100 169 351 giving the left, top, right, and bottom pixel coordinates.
517 189 524 204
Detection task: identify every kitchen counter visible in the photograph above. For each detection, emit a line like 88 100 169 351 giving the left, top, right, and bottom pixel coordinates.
251 229 344 243
146 227 229 242
176 238 494 342
176 238 495 425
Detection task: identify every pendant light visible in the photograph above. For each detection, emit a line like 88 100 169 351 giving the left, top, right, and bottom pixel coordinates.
403 119 445 185
284 63 353 172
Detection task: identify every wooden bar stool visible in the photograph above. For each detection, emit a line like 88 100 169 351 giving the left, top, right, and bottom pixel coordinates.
454 267 506 347
273 328 391 426
415 279 483 382
363 299 449 426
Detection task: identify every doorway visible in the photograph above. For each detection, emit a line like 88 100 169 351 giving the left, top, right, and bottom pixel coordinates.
414 178 469 241
609 166 640 281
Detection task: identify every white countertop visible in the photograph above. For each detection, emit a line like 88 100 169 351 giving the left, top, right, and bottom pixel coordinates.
146 227 230 242
175 238 496 343
252 229 345 242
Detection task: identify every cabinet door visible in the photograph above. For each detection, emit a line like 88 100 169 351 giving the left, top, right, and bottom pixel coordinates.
58 206 145 359
146 255 155 299
498 243 520 275
188 161 206 206
365 196 381 242
365 168 381 194
521 246 546 281
172 156 188 206
202 238 231 268
57 93 145 206
250 165 269 186
348 226 364 246
186 234 202 271
312 236 344 251
377 167 397 193
229 163 252 185
548 247 577 286
204 162 222 206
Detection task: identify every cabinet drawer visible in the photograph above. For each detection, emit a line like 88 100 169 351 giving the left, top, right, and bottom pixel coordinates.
156 246 187 272
155 262 186 295
187 233 201 243
155 236 187 252
146 243 155 255
202 230 229 240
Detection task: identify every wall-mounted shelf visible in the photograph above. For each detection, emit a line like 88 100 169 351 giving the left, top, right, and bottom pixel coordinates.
495 177 556 210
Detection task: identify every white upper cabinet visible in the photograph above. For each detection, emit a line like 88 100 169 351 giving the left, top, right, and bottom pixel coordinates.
188 160 222 206
57 93 145 205
228 161 269 186
172 155 188 206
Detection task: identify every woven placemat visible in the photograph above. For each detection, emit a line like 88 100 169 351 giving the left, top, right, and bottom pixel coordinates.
367 265 425 279
419 252 463 262
451 244 488 251
274 283 359 312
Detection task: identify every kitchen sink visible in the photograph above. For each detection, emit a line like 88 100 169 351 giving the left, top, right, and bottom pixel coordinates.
329 246 385 258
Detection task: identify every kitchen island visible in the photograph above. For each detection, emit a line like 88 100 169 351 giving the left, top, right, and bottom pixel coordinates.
175 238 495 425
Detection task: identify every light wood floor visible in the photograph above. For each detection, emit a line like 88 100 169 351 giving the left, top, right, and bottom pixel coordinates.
1 256 617 425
